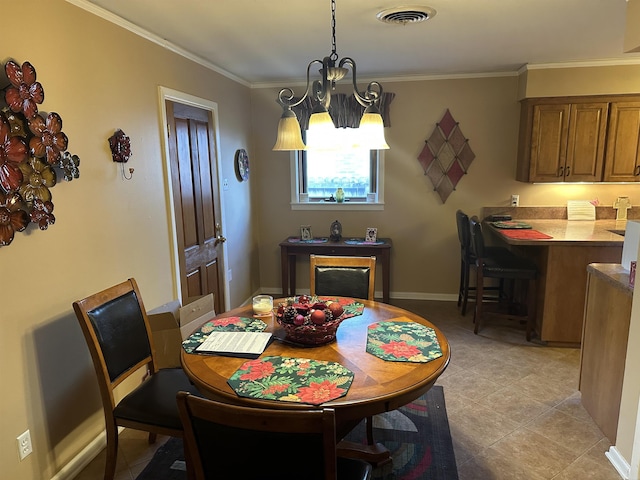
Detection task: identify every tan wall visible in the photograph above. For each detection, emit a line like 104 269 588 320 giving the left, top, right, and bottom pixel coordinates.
1 1 254 479
252 73 640 298
625 0 640 53
521 63 640 98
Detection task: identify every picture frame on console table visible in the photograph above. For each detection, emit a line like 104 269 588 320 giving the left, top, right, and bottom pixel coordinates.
300 225 312 241
365 228 378 242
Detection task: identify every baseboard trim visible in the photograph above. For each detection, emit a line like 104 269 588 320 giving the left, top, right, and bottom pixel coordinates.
50 427 122 480
606 446 630 480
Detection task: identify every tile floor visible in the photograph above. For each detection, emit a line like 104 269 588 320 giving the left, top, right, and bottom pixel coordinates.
74 299 623 480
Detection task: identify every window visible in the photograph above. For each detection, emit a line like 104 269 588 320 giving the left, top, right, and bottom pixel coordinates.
292 128 384 209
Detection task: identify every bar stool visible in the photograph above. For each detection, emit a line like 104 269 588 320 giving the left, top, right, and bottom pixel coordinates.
469 216 538 341
455 210 507 315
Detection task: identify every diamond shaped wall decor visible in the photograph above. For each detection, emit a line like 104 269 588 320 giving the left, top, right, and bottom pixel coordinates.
417 109 475 203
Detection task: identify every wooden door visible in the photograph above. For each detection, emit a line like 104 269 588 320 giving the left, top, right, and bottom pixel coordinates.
529 104 570 182
166 101 225 313
565 103 608 181
603 102 640 182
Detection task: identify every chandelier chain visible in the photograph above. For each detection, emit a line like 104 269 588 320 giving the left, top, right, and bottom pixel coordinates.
330 0 338 61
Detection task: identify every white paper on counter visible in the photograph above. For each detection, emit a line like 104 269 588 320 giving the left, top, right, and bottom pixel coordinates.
567 200 596 221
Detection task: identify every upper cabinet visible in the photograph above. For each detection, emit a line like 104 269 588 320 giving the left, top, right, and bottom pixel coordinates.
603 102 640 181
516 95 640 183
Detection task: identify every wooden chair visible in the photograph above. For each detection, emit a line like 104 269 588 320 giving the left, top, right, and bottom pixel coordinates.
73 278 200 480
469 216 538 340
308 254 388 465
310 255 376 300
177 391 372 480
456 210 507 315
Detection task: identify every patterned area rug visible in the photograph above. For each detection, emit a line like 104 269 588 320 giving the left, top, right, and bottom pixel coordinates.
136 386 457 480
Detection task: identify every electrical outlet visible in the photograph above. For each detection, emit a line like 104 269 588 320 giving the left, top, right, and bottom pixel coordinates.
223 178 229 191
227 269 232 282
511 194 520 207
17 430 32 460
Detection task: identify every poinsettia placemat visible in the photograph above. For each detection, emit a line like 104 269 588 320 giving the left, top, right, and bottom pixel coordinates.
366 319 443 363
228 356 354 405
182 316 268 354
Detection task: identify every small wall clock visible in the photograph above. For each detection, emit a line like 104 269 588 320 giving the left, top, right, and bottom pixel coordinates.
235 148 249 181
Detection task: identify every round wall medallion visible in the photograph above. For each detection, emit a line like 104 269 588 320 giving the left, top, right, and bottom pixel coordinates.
235 149 249 181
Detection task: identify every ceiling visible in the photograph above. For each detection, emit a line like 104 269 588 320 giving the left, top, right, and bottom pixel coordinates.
77 0 638 85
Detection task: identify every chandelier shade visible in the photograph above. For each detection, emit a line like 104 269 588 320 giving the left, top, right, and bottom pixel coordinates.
273 0 389 151
273 109 306 151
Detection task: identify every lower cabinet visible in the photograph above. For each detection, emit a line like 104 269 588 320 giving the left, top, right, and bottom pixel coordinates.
579 265 633 443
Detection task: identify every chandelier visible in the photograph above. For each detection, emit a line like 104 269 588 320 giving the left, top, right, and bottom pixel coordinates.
272 0 389 151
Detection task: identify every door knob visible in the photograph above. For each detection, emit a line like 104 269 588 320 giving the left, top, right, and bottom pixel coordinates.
215 223 227 245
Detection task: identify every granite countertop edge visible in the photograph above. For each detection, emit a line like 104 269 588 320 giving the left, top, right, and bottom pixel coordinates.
482 206 633 246
587 263 634 296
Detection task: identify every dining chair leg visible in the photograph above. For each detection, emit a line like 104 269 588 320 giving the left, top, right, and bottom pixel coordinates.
457 258 465 308
147 432 157 444
183 441 196 480
104 422 118 480
525 280 537 341
461 262 472 315
474 268 484 334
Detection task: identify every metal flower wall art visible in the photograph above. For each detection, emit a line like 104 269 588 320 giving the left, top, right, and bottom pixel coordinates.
108 128 134 180
0 59 80 246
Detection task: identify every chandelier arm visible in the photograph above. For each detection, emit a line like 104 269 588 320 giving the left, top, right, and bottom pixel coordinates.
316 56 333 109
339 57 384 108
276 59 325 109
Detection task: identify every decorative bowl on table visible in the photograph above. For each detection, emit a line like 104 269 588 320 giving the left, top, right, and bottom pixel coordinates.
275 295 346 346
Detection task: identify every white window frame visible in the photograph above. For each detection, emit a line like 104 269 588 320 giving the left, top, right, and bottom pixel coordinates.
290 149 385 211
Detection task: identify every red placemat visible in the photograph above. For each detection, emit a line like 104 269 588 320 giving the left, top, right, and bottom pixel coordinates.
501 229 553 240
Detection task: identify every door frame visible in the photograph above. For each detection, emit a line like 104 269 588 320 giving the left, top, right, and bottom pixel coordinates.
158 86 230 311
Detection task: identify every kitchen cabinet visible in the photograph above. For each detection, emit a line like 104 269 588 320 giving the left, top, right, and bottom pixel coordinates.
580 264 633 443
516 95 640 183
517 98 608 182
603 101 640 181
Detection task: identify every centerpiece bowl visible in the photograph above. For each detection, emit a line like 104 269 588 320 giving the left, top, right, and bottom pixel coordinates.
275 296 346 346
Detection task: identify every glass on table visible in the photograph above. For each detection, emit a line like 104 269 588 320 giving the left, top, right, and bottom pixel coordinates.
252 295 273 316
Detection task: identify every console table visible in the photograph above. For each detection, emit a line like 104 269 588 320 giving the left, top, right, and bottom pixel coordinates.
279 237 392 303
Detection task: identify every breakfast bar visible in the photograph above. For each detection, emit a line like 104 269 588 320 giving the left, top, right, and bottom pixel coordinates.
483 209 626 345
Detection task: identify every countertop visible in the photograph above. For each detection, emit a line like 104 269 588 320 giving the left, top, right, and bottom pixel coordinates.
487 219 628 246
587 263 633 297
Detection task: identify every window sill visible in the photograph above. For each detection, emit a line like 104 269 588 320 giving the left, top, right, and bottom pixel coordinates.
291 201 384 211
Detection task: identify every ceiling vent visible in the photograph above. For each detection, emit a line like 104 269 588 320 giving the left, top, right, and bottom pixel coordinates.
376 6 436 25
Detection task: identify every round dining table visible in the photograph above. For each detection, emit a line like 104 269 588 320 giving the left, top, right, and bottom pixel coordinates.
180 298 450 464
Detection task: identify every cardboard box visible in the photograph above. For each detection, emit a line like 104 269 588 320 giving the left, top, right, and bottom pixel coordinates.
179 294 215 339
147 294 215 369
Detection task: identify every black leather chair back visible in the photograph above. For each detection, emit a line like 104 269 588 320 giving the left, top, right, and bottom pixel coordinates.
87 290 152 382
456 210 472 258
315 266 371 299
469 216 487 259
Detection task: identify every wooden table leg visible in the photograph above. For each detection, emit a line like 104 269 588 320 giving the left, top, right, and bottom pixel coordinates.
337 440 392 467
